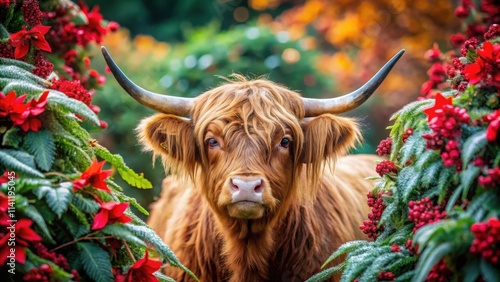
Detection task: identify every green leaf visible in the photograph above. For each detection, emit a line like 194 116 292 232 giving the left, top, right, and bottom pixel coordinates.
0 64 50 87
414 149 439 169
2 126 22 148
0 57 34 72
341 247 388 282
437 167 454 204
23 130 56 171
463 259 480 282
305 263 344 282
47 91 100 126
461 164 480 199
446 184 463 212
359 252 402 281
420 161 442 187
1 81 47 97
51 108 91 144
123 223 198 281
22 205 55 243
33 182 73 218
101 224 147 247
379 201 398 226
462 130 488 166
154 271 176 282
94 145 153 189
72 193 100 213
399 131 426 165
69 203 91 232
321 240 371 268
0 149 44 177
77 242 114 282
412 243 453 282
57 138 93 171
396 166 421 202
480 259 500 282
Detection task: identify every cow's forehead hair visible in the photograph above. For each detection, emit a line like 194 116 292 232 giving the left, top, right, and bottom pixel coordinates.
191 76 305 145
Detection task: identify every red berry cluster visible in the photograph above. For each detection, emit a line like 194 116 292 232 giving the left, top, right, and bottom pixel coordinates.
406 239 419 255
423 104 469 170
50 79 92 106
425 259 452 282
34 242 69 270
441 139 461 168
376 160 398 177
391 244 401 252
420 43 448 98
478 166 500 188
470 217 500 265
402 128 413 143
359 192 386 239
408 197 447 233
377 270 396 281
21 0 43 26
23 264 52 282
376 138 392 156
33 50 54 78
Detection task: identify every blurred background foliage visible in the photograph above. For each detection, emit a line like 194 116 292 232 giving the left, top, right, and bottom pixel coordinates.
85 0 459 212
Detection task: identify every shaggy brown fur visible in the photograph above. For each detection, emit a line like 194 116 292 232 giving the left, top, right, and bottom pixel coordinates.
143 75 376 281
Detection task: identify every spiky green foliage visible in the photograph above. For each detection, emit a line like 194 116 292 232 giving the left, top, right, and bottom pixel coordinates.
23 130 56 171
314 3 500 281
93 144 152 189
0 2 196 280
77 242 114 282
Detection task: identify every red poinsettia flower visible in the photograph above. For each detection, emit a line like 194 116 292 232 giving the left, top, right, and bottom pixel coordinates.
463 41 500 87
73 158 113 192
484 109 500 142
423 92 453 121
10 25 52 59
19 91 49 132
117 250 162 282
91 201 131 230
0 91 29 124
0 218 42 264
76 3 107 46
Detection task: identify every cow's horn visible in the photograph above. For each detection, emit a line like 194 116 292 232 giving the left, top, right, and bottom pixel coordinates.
302 49 405 117
101 46 194 116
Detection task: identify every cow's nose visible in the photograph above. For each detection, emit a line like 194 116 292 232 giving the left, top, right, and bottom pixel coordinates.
230 177 263 203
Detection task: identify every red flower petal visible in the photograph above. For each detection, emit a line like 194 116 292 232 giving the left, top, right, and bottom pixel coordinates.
92 209 109 230
33 37 52 53
31 25 51 35
13 40 30 59
423 93 453 121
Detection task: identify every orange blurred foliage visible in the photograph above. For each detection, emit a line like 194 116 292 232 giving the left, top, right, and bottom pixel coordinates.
254 0 458 111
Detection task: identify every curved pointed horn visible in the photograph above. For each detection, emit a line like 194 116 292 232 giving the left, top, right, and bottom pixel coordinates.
101 46 194 116
302 49 405 117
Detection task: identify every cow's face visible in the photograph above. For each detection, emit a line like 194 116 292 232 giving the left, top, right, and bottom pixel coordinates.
101 47 402 227
138 77 360 224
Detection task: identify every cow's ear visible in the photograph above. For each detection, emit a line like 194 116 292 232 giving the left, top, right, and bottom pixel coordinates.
300 114 361 164
137 114 197 173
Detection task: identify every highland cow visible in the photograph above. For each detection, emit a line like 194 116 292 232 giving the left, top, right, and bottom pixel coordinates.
102 47 404 282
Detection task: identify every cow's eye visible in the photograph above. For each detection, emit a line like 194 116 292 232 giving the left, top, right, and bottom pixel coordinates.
206 138 219 149
280 137 291 148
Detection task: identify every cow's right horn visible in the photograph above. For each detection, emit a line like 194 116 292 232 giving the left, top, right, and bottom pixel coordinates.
302 49 405 117
101 46 194 117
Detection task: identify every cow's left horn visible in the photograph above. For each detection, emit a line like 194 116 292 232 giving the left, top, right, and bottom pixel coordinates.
101 46 194 116
302 49 405 117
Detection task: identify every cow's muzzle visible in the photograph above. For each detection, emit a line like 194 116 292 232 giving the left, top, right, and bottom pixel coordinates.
227 176 266 219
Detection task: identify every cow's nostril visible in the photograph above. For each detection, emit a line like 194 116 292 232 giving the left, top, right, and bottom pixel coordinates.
231 179 239 192
254 182 263 193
